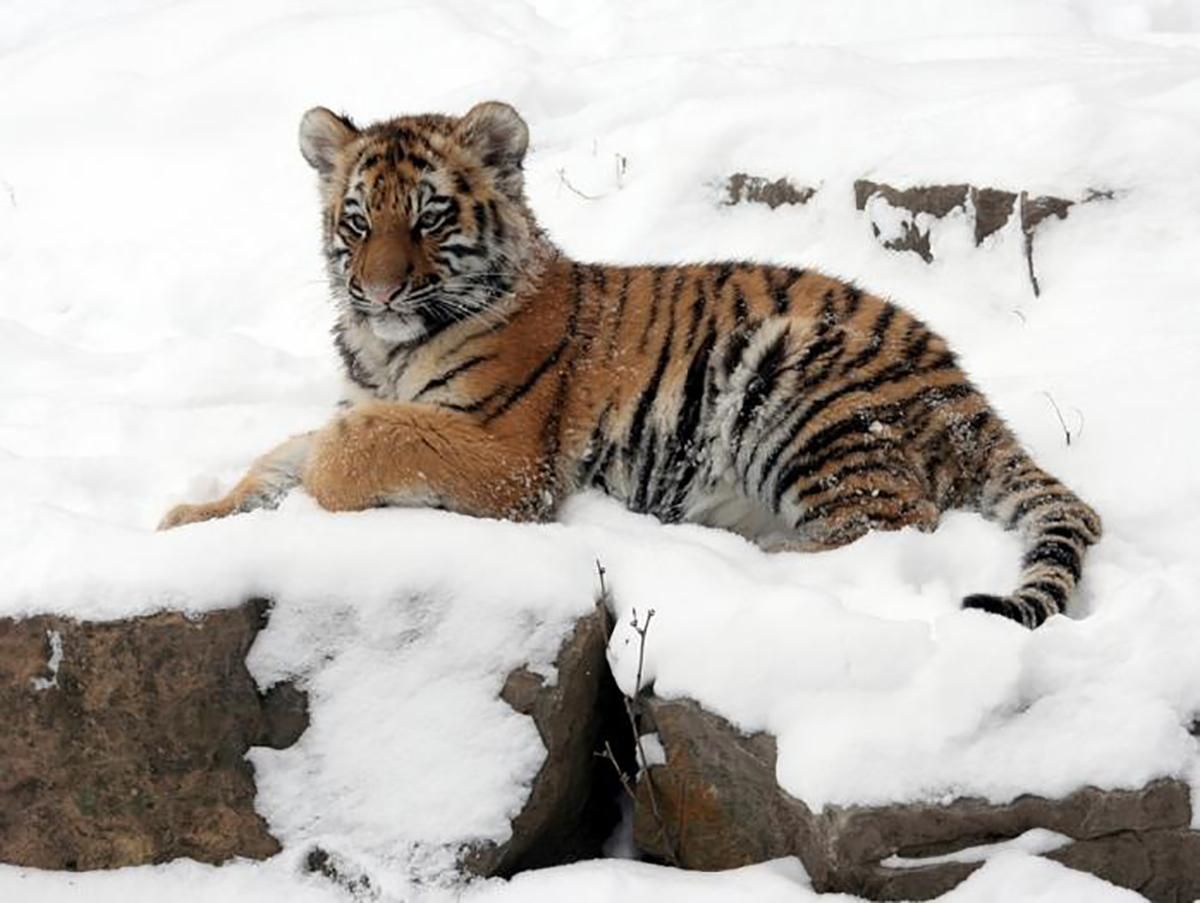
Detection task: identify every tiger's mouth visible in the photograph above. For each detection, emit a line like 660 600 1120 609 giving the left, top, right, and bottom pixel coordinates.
367 310 427 345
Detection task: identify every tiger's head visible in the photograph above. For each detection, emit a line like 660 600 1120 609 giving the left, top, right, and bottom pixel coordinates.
299 102 541 346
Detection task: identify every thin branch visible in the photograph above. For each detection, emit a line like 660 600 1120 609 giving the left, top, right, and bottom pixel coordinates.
557 167 605 201
595 740 637 802
1042 391 1073 446
622 607 678 865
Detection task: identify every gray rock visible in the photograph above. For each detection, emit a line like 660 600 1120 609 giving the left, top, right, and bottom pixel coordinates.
633 697 1199 901
466 602 619 876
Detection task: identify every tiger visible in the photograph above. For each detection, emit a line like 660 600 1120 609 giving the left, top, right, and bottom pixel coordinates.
159 101 1102 628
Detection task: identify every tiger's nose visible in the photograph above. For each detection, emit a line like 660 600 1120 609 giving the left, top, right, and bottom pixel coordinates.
362 279 406 305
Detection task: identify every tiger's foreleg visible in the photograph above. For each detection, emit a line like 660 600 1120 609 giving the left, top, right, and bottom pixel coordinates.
301 401 553 521
158 431 316 529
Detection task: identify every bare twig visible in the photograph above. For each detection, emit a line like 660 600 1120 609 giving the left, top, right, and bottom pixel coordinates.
1011 308 1026 325
596 559 608 601
615 154 628 189
595 740 637 802
621 607 678 864
1042 391 1073 446
557 168 604 201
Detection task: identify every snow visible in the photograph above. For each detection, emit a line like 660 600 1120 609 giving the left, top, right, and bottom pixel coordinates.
0 851 1145 903
881 828 1072 869
3 0 1200 900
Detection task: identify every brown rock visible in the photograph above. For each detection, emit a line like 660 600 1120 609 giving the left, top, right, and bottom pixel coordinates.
971 187 1018 244
0 599 306 869
853 179 1115 296
726 173 816 209
466 602 622 876
633 697 1200 901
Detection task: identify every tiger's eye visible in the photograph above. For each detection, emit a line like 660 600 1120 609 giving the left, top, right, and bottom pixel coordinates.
416 210 443 232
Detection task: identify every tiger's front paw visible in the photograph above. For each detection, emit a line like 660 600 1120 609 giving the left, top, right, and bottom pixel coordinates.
157 500 233 530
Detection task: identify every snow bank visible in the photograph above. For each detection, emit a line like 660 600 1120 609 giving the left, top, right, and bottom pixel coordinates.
0 851 1144 903
3 0 1200 898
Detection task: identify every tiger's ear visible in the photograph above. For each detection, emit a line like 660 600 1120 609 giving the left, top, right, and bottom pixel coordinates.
299 107 358 175
457 102 529 186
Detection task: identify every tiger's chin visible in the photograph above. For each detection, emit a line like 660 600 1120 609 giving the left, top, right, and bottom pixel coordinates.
368 313 427 345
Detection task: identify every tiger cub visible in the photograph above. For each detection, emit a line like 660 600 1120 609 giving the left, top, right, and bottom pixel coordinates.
160 101 1101 628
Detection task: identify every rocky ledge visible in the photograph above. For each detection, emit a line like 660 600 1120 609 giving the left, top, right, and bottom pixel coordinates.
1 602 1196 901
631 698 1200 902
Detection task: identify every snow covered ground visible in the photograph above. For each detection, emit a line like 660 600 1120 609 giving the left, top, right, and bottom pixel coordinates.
3 0 1200 899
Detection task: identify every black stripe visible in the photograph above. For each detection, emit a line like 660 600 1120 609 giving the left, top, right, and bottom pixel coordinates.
487 199 505 243
627 293 679 456
767 268 804 314
1014 595 1050 627
413 354 494 400
539 265 588 458
722 329 750 377
733 284 749 324
740 333 847 486
332 325 380 392
1041 524 1085 542
678 324 717 450
448 336 565 418
1007 489 1073 528
756 355 960 498
640 267 666 351
713 262 735 296
771 419 880 510
839 305 897 375
608 270 632 359
790 459 904 500
683 277 706 352
1022 539 1082 580
631 432 659 513
733 327 789 441
661 322 718 519
438 243 487 259
770 438 890 503
794 491 903 529
843 284 863 319
1022 579 1068 606
575 402 614 487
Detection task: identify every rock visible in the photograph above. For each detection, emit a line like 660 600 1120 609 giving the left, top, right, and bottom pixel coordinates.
632 697 1200 901
854 181 971 263
725 173 816 209
853 179 1115 296
465 602 625 876
0 599 307 869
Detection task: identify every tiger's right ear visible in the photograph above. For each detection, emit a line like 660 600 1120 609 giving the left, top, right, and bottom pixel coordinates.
299 107 358 175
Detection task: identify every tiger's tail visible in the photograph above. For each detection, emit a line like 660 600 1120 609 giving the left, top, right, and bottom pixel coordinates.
961 426 1102 627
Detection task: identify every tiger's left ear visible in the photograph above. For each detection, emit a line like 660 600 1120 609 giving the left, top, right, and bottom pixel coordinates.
299 107 358 176
457 102 529 191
